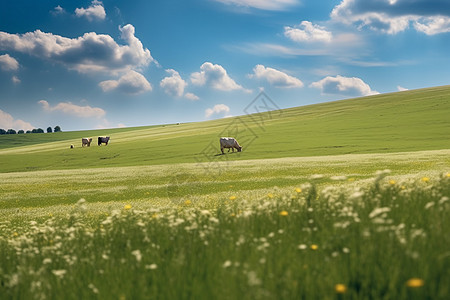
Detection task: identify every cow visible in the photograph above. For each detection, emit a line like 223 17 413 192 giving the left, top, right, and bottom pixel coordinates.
220 137 242 154
98 136 110 146
82 138 93 147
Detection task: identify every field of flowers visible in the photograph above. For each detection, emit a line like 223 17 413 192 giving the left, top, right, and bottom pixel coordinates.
1 170 449 299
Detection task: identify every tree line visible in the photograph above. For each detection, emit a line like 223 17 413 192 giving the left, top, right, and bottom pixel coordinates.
0 126 61 135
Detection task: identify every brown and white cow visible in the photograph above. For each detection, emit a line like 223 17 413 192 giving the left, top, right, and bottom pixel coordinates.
98 136 110 146
82 138 93 147
220 137 242 154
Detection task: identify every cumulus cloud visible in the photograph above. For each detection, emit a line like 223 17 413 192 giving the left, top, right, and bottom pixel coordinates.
249 65 303 88
75 0 106 21
191 62 247 92
12 75 20 84
184 92 200 101
0 54 19 71
310 75 379 96
214 0 298 11
38 100 106 118
0 24 153 74
51 5 66 16
205 104 231 118
397 85 408 91
284 21 332 43
331 0 450 35
99 70 152 94
0 109 34 131
160 69 187 97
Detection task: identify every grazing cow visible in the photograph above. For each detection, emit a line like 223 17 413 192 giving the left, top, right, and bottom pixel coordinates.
98 136 110 146
82 138 93 147
220 137 242 154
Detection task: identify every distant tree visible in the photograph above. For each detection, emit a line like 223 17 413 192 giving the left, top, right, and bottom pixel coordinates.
18 130 25 134
26 130 31 134
6 129 17 134
54 126 61 132
0 129 6 135
37 128 44 133
47 126 53 133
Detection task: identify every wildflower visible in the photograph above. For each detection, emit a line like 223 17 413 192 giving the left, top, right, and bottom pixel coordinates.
52 269 67 278
131 250 142 262
421 177 430 183
88 283 99 294
298 244 307 250
406 278 424 288
335 284 347 294
145 264 158 270
184 200 192 205
124 204 132 210
369 207 390 219
267 193 274 198
223 260 232 268
310 244 318 250
295 188 302 193
446 173 450 178
229 196 236 201
279 211 288 216
389 179 396 185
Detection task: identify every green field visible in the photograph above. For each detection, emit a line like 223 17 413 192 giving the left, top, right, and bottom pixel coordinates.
1 86 449 299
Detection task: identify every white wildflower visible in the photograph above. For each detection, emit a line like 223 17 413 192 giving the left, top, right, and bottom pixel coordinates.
247 271 262 286
43 258 52 264
223 260 232 268
145 264 158 270
369 207 391 219
424 202 435 210
298 244 307 250
88 283 99 294
131 249 142 262
52 269 67 278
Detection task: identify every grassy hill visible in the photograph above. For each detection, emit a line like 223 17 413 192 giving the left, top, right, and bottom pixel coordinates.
1 86 449 173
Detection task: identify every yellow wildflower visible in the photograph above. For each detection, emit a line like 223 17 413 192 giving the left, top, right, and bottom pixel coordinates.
389 179 396 185
184 200 192 205
295 188 302 193
124 204 132 210
446 173 450 178
335 284 347 294
267 193 274 198
310 244 318 250
229 196 236 201
279 211 288 216
406 278 424 288
421 177 430 183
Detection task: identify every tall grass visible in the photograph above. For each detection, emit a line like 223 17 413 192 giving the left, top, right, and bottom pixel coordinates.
1 173 449 299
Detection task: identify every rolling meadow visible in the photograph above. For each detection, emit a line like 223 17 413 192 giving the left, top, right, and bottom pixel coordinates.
1 86 450 299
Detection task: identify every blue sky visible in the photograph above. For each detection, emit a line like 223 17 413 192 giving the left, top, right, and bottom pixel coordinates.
1 0 449 131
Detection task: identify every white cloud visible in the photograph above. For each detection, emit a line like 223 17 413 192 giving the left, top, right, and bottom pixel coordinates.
191 62 248 92
205 104 231 118
284 21 332 43
249 64 303 88
0 54 19 71
414 16 450 35
331 0 450 35
12 75 20 84
75 0 106 21
185 92 200 101
51 5 66 16
310 75 379 96
397 85 408 91
214 0 299 11
0 24 153 74
160 69 187 97
0 109 34 131
38 100 106 118
99 70 152 94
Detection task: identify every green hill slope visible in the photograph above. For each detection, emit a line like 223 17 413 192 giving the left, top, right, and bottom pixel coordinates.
1 86 449 173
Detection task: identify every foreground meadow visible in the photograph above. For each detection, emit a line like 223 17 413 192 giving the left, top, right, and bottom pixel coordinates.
0 170 449 299
1 149 449 299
